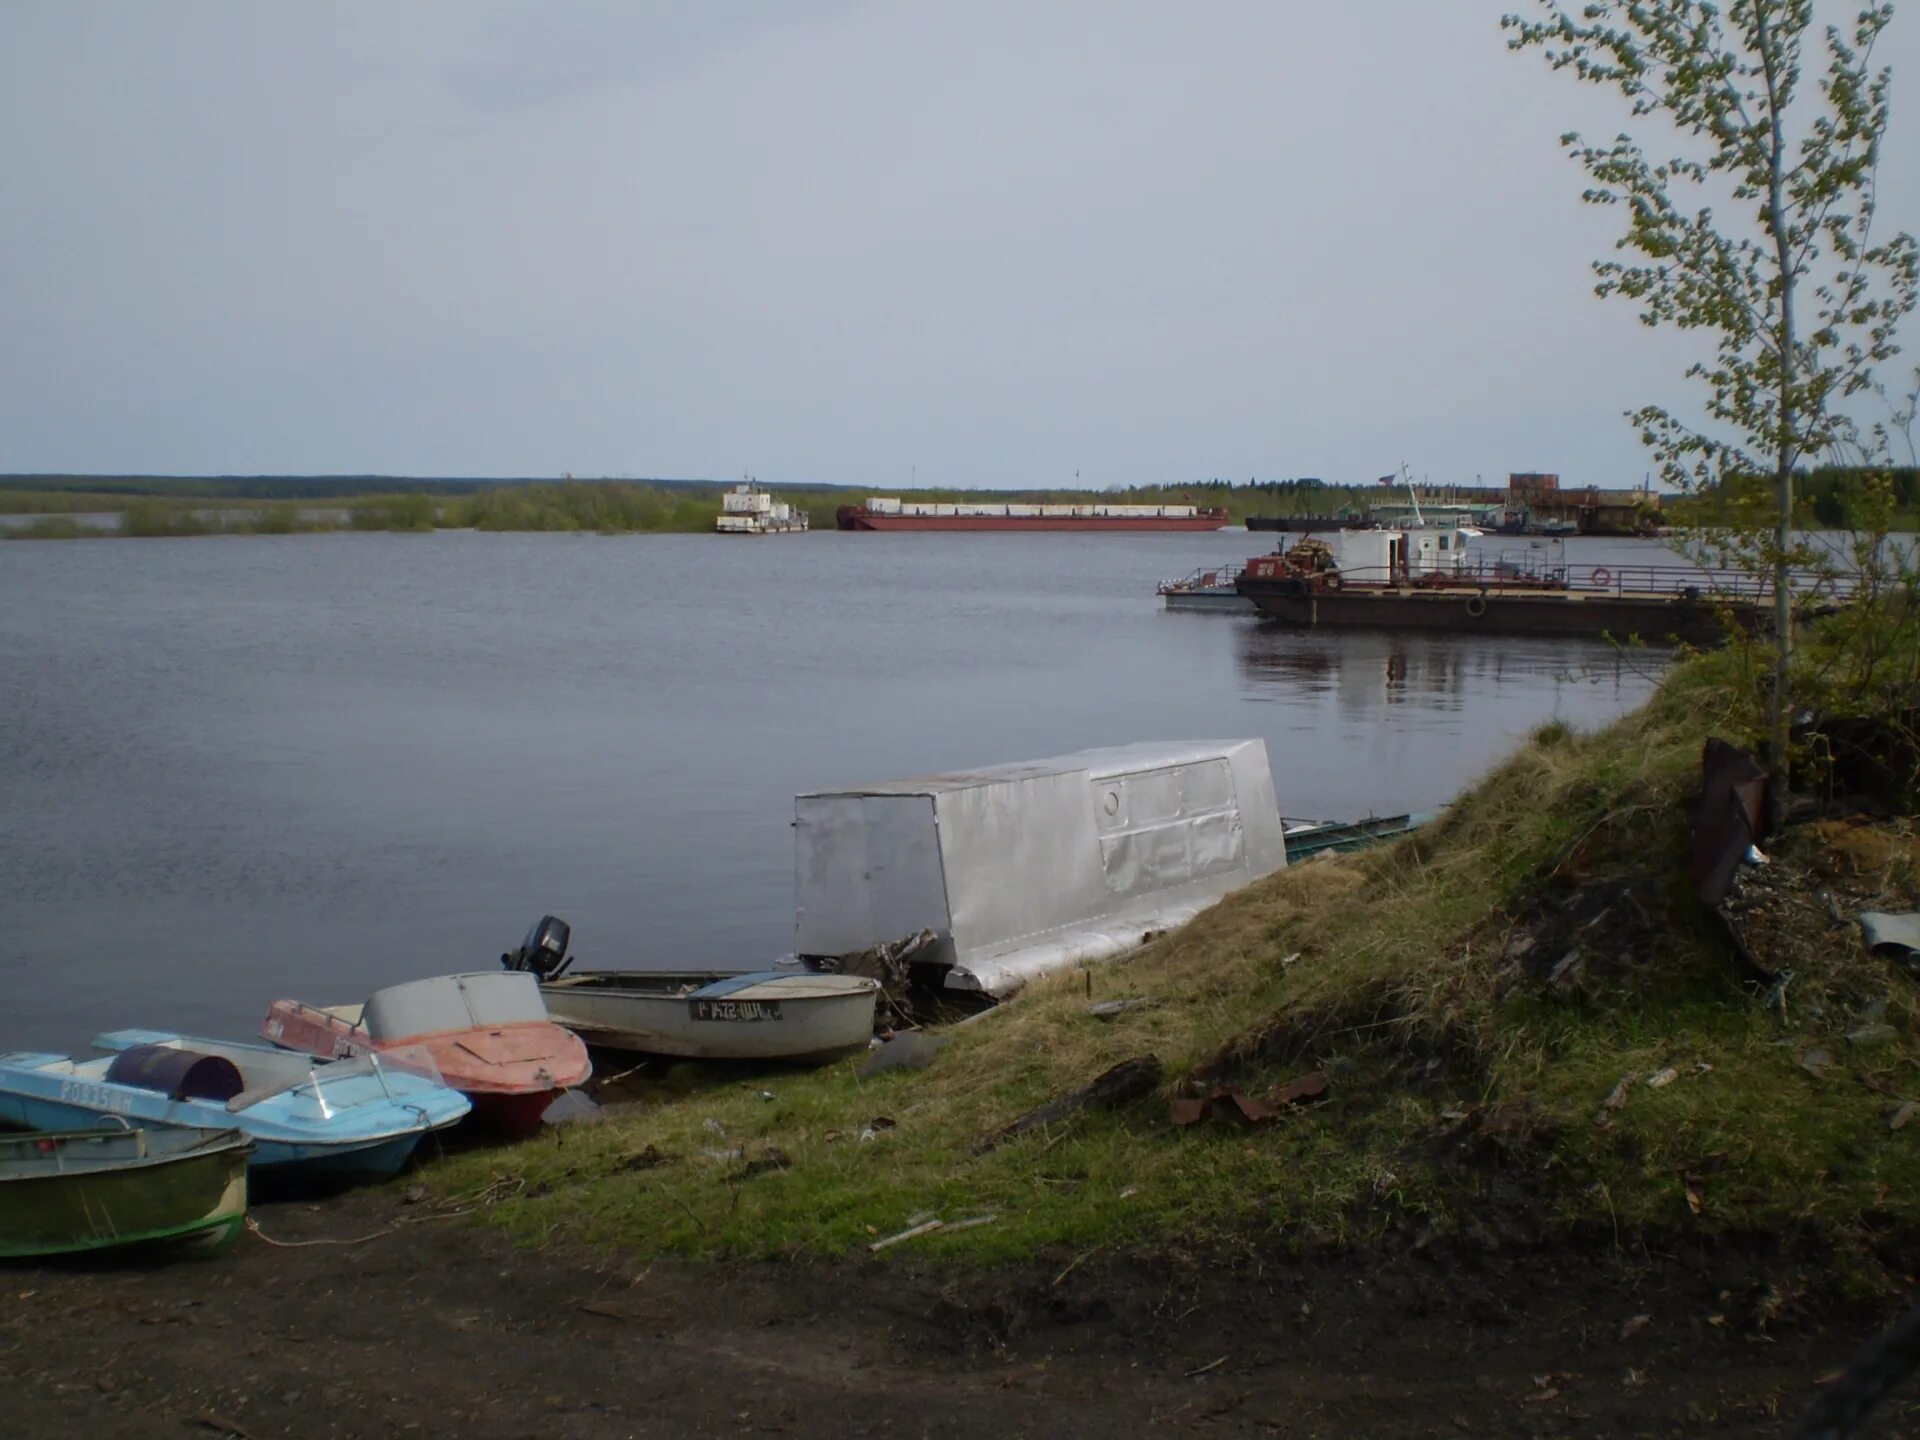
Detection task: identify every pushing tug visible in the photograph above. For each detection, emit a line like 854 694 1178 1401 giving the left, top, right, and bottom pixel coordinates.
1234 526 1768 644
716 480 809 535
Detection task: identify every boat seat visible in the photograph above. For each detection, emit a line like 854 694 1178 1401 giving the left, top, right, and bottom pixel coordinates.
103 1044 245 1102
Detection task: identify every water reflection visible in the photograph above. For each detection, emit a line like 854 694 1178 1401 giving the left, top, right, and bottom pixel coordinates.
1236 621 1664 721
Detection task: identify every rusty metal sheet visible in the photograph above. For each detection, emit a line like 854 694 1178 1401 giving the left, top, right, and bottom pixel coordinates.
1170 1072 1329 1127
1691 738 1767 906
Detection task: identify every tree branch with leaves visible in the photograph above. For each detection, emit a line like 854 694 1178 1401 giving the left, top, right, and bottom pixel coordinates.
1504 0 1917 787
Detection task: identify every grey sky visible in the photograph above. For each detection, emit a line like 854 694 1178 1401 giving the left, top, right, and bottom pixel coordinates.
3 1 1917 489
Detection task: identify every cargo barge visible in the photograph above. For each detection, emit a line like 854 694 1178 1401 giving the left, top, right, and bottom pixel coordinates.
1244 514 1375 533
1235 529 1770 644
836 497 1230 532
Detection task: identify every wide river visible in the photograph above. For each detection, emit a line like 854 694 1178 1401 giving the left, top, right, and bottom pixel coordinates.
2 528 1675 1052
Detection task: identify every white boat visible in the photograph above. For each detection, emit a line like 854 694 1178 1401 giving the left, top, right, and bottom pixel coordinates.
715 479 809 535
502 920 877 1062
1156 564 1254 611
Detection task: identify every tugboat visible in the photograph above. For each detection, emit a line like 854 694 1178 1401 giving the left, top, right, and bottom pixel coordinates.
716 480 809 535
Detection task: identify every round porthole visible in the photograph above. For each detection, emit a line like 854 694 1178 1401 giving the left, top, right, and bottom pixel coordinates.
1103 789 1121 815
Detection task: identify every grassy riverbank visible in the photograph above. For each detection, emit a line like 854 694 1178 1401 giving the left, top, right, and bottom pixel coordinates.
428 650 1920 1269
0 475 1391 538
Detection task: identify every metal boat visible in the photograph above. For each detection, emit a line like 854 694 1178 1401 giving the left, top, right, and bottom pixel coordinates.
0 1031 470 1180
1157 564 1255 612
1282 813 1426 861
1234 526 1766 642
0 1125 250 1259
262 971 591 1139
793 741 1288 998
503 918 879 1062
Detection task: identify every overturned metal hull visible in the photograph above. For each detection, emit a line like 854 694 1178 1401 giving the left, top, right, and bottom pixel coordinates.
795 741 1288 998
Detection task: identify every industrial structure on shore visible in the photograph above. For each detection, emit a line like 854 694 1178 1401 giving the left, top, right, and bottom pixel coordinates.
1246 473 1663 538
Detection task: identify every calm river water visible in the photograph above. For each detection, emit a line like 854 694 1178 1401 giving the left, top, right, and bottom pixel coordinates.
2 528 1675 1052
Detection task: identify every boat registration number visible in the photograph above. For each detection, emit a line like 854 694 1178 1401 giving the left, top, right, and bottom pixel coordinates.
58 1080 135 1115
690 998 783 1023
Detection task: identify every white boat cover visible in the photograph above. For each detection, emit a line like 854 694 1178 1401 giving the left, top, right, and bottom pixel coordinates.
794 740 1286 997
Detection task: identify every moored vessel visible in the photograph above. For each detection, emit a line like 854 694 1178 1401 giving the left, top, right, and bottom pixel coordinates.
262 971 591 1139
836 498 1230 531
1234 528 1767 643
501 917 880 1062
0 1031 470 1181
716 480 809 534
1157 564 1254 611
0 1125 251 1260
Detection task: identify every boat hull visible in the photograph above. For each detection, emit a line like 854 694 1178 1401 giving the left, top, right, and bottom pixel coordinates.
0 1092 428 1179
539 972 879 1062
262 999 590 1140
1160 589 1254 612
0 1032 470 1183
0 1127 250 1260
1236 582 1744 643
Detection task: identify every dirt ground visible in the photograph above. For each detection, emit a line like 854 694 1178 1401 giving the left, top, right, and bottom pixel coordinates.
6 1184 1919 1440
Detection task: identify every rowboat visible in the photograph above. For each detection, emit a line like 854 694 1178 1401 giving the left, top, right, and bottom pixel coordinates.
262 971 591 1139
0 1125 250 1259
0 1031 470 1181
1281 812 1427 861
534 971 880 1062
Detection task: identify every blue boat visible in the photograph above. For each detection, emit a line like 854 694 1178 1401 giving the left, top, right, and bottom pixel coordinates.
0 1030 470 1181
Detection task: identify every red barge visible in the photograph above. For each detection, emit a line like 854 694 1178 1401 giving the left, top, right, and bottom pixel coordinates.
1235 529 1773 644
837 498 1230 531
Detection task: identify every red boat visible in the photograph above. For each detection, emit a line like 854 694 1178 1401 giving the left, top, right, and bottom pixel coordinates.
262 972 591 1139
837 498 1230 531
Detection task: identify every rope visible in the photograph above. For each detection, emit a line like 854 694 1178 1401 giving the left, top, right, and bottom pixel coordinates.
242 1176 524 1248
245 1216 397 1248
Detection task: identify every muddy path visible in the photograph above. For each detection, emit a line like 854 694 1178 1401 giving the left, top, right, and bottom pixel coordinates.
5 1187 1916 1439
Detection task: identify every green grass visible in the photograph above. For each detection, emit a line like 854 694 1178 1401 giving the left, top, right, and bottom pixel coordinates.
424 650 1920 1264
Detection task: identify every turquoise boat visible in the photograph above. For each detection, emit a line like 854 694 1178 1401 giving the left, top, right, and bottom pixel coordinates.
0 1125 250 1259
1281 812 1429 861
0 1030 470 1181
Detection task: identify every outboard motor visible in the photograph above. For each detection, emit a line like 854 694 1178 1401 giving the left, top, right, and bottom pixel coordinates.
502 915 573 981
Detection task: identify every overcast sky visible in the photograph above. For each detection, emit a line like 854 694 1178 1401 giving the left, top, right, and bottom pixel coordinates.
2 2 1917 490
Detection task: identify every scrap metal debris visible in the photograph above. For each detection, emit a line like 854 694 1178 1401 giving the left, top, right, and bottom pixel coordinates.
1693 738 1769 907
1087 997 1162 1020
1859 912 1920 978
1170 1071 1329 1127
973 1055 1163 1154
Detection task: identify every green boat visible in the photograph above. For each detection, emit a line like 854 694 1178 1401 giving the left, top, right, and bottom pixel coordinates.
0 1125 251 1259
1281 812 1429 862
